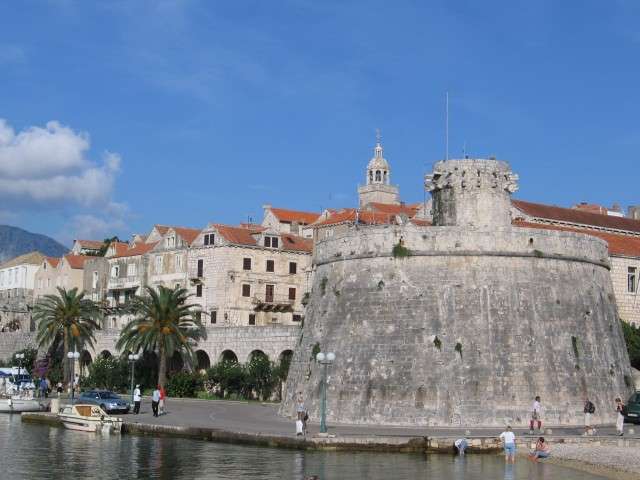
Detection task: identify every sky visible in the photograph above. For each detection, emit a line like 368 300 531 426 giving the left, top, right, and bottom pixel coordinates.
1 0 639 246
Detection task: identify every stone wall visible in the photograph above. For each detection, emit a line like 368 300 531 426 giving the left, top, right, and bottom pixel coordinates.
611 256 640 325
281 223 634 426
0 331 37 361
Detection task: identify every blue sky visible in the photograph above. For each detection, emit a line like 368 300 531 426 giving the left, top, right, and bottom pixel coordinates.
1 0 639 245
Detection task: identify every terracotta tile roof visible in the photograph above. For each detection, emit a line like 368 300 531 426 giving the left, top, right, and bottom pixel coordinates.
513 220 640 258
45 257 60 268
108 242 130 257
75 239 104 249
572 203 609 215
64 254 92 269
410 218 431 226
0 251 45 268
114 241 158 258
281 234 313 253
269 207 320 225
239 223 266 232
366 202 422 217
154 225 171 235
314 209 398 227
173 227 201 246
213 224 257 246
513 200 640 234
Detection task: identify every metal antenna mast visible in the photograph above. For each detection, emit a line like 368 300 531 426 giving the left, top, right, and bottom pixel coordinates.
445 92 449 160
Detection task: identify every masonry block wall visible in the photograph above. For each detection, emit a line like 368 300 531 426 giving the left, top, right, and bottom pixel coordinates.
610 257 640 325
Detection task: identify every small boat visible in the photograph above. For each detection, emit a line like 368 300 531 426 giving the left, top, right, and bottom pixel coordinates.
0 396 46 413
58 404 123 433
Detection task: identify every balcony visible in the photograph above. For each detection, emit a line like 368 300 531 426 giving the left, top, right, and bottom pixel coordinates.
251 293 294 312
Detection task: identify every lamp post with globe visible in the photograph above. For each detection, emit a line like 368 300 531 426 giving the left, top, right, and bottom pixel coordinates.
315 351 335 434
67 351 80 403
128 353 140 404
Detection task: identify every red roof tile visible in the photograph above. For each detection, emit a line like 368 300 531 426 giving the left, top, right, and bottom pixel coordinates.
366 202 422 217
513 221 640 257
281 234 313 253
173 227 201 246
114 241 158 258
213 225 257 246
314 209 399 227
269 207 320 225
63 254 92 269
45 257 60 268
513 200 640 234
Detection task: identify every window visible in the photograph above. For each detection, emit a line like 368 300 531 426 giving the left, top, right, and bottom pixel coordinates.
242 284 251 297
175 254 183 271
288 287 296 301
629 267 637 293
203 233 215 246
92 271 99 288
124 290 134 303
47 278 51 288
248 314 256 325
111 317 117 329
210 310 217 324
127 263 137 277
289 262 297 274
197 259 204 278
155 256 163 274
166 236 175 248
375 170 381 182
264 236 279 248
113 291 121 305
266 260 275 272
243 258 252 270
293 314 302 322
111 265 120 278
196 284 203 297
265 284 274 303
194 311 202 322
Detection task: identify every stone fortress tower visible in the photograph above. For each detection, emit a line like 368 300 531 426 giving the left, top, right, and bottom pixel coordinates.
281 156 634 426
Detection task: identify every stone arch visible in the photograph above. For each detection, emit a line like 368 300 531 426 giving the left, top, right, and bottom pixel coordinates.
195 350 211 370
79 350 92 377
100 350 112 359
220 350 238 363
278 349 294 380
248 349 268 363
168 351 184 372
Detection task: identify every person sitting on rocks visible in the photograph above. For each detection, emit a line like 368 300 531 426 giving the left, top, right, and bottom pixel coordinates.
528 437 550 462
454 437 468 455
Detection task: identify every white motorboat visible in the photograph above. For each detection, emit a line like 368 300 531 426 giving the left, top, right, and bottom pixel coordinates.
0 396 46 413
58 404 123 433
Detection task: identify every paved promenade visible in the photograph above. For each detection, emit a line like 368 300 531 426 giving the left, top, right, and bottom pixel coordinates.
128 397 637 440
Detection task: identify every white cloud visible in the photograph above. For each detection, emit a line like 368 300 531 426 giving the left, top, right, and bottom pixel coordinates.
0 119 121 207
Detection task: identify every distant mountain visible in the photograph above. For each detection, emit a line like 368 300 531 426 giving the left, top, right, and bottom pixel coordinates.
0 225 68 264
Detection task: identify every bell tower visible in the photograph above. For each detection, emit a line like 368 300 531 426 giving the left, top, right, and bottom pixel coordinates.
358 130 400 207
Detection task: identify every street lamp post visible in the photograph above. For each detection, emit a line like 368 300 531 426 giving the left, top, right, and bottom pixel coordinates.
67 351 80 403
15 353 25 392
128 353 140 404
315 351 335 434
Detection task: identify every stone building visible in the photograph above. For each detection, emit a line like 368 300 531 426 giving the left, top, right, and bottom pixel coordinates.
0 251 43 332
512 200 640 325
70 239 104 256
282 158 633 427
32 254 93 301
187 223 312 328
357 135 400 207
261 206 319 238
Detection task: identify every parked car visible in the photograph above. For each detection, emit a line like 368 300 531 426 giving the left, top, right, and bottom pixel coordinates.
78 390 130 414
625 391 640 424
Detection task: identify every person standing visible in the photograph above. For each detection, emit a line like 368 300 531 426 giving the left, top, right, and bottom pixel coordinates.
159 385 166 416
133 384 141 414
583 398 596 436
499 426 516 464
56 381 63 397
615 397 625 436
152 386 160 417
529 396 542 434
39 377 48 399
295 391 306 436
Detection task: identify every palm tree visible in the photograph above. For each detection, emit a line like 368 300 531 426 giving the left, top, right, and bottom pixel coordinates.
34 287 100 382
116 286 206 388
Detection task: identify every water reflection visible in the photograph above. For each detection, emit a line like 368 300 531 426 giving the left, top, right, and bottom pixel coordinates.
0 416 608 480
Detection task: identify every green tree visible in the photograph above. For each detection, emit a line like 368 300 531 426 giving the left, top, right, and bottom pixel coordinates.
33 287 100 382
116 286 206 388
245 353 276 401
622 320 640 370
11 348 38 375
82 356 129 391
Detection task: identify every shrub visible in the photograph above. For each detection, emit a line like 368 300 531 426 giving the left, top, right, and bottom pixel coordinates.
392 243 411 258
621 320 640 370
245 354 277 401
11 348 38 375
206 360 247 399
166 371 203 398
82 357 129 391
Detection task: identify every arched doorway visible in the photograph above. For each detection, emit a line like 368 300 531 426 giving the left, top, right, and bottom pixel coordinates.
100 350 112 359
79 351 93 377
278 350 293 379
220 350 238 363
248 350 268 363
195 350 210 371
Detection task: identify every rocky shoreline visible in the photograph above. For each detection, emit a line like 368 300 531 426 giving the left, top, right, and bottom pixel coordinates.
540 443 640 480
